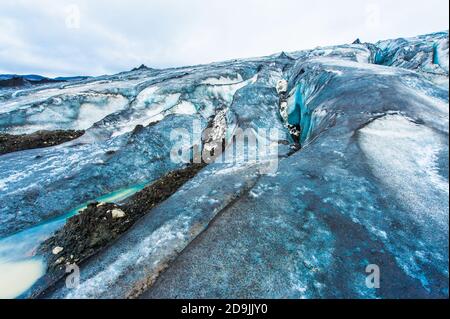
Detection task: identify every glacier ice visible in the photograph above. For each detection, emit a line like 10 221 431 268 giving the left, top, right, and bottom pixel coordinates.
0 31 448 299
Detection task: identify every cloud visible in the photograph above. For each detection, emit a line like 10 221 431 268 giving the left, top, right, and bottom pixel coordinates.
0 0 448 77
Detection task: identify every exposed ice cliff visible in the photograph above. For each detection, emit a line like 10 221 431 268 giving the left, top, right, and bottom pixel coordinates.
0 31 448 299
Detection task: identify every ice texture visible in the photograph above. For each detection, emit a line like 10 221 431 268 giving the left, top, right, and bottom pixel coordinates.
0 31 448 299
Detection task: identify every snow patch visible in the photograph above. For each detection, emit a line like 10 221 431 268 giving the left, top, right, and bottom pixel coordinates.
206 75 258 104
359 114 449 229
112 93 181 137
171 101 197 115
201 75 244 85
74 95 129 130
436 38 449 73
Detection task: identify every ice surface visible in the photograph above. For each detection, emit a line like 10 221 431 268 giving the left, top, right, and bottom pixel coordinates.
435 37 449 73
0 31 448 299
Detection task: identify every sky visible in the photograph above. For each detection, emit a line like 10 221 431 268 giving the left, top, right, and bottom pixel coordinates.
0 0 448 77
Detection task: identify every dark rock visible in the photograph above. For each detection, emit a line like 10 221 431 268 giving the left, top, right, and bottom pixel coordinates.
131 124 145 135
0 130 85 155
0 77 27 88
0 76 64 88
352 38 362 44
123 163 206 218
131 64 152 72
105 150 116 156
38 163 206 277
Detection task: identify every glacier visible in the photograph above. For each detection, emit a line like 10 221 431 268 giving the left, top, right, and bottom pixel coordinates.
0 31 448 299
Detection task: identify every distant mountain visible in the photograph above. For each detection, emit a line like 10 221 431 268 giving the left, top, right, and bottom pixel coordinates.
0 74 44 81
130 64 154 72
0 74 91 88
54 76 92 81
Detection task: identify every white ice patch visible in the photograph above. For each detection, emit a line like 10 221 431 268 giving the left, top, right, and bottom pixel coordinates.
327 69 343 76
206 75 258 104
265 70 284 87
8 94 130 134
201 75 244 85
359 114 449 230
436 38 449 73
143 93 181 120
133 86 160 110
317 57 404 76
74 95 129 130
311 46 371 64
313 107 328 118
170 101 197 115
0 78 145 115
400 82 449 133
111 93 181 137
355 49 371 64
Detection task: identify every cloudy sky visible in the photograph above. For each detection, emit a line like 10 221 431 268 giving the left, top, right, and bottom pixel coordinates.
0 0 448 77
